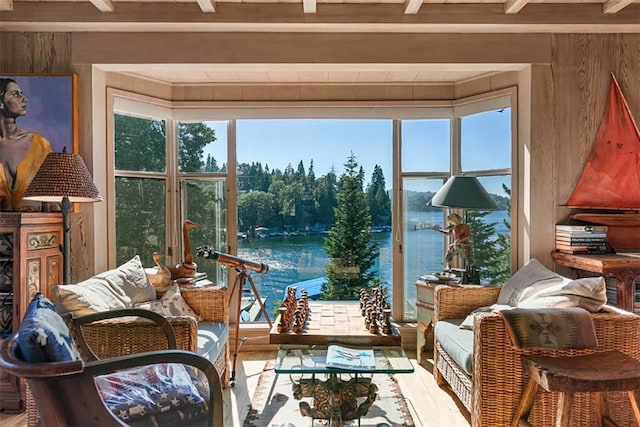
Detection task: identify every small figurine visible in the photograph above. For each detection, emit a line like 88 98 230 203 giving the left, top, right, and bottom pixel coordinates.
432 213 474 269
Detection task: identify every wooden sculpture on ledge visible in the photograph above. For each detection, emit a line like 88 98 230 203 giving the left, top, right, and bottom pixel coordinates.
145 252 172 292
169 220 200 280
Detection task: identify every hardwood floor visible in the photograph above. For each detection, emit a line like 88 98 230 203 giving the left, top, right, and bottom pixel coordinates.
0 350 470 427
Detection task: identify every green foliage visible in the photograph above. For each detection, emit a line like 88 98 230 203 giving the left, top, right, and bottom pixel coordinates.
492 184 512 284
114 177 166 266
177 122 216 173
238 191 278 234
366 165 391 227
322 153 381 300
114 115 222 268
466 184 512 285
114 114 166 172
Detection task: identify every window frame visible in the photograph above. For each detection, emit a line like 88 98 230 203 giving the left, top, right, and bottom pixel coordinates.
107 87 516 323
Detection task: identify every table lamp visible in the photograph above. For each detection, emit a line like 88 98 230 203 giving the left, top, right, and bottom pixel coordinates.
23 150 102 284
429 175 498 283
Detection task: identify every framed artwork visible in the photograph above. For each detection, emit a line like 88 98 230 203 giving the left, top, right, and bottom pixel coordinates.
0 74 78 154
0 74 78 211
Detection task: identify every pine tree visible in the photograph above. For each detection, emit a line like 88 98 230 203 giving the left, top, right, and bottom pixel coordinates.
366 164 391 226
466 183 512 284
322 153 381 300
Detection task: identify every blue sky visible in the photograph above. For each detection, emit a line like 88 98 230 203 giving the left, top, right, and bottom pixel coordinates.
204 112 511 195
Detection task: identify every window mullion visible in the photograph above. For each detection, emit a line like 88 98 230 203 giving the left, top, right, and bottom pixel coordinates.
166 117 179 264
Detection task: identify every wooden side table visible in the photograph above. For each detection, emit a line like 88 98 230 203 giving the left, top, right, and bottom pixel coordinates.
416 280 435 365
552 252 640 313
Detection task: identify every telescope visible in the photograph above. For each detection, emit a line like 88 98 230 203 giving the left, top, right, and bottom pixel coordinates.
197 246 269 274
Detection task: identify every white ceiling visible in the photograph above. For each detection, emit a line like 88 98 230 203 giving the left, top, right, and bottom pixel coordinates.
103 63 527 85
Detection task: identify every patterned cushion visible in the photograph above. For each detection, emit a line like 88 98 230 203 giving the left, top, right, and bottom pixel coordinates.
146 283 200 321
95 363 208 425
17 293 81 363
499 307 598 350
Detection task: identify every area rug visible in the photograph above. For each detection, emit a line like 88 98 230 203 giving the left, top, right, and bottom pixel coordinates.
243 362 415 427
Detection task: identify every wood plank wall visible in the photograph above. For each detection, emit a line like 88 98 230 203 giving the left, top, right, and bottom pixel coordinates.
0 32 639 280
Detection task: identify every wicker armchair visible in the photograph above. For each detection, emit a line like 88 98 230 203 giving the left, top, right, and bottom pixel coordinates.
433 284 640 427
73 285 229 381
26 284 229 427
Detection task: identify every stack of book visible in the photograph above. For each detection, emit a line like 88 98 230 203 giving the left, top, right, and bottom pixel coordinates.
555 224 608 254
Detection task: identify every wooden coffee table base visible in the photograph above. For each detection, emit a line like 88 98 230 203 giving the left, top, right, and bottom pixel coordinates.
293 374 377 427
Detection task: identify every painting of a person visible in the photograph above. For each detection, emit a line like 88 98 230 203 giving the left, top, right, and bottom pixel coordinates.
0 78 52 211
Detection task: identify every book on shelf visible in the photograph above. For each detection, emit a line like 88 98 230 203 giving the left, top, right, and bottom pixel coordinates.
555 235 608 244
325 344 375 371
556 224 608 233
555 231 607 239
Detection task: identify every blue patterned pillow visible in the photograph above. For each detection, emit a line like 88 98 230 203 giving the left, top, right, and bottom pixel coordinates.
17 293 80 363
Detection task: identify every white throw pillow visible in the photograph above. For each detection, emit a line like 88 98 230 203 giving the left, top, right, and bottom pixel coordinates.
497 259 560 306
93 255 157 305
497 258 607 312
53 279 132 317
516 276 607 312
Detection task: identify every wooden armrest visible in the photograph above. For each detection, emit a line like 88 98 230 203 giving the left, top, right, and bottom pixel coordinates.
434 285 501 322
181 285 229 323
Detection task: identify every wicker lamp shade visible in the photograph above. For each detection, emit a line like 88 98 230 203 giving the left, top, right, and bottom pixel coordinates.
23 151 102 285
24 152 102 203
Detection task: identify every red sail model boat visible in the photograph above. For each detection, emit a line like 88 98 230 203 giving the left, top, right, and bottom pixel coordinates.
565 73 640 250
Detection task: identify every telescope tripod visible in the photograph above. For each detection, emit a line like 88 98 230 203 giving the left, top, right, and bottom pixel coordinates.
229 267 272 385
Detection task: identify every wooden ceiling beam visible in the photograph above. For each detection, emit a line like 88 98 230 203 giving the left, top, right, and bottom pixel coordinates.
603 0 634 14
303 0 316 14
89 0 114 12
0 0 12 11
1 3 639 32
404 0 423 15
196 0 216 13
504 0 530 14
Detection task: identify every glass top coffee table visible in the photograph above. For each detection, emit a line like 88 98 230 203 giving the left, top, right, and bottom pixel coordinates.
274 345 414 427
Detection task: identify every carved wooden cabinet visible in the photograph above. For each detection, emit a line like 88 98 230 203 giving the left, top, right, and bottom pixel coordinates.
0 213 63 412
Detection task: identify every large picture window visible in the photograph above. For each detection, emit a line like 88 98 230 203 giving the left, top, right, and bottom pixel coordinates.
109 89 514 323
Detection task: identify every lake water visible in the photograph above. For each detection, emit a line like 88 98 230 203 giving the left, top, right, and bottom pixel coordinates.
238 210 509 320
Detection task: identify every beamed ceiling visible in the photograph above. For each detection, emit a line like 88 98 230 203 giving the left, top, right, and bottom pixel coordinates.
1 0 637 85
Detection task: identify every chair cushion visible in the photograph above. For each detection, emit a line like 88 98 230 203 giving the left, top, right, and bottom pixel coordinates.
95 362 208 426
197 322 229 363
434 318 473 376
17 293 81 363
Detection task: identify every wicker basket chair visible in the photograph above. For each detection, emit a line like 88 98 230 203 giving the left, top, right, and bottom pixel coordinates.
433 284 640 427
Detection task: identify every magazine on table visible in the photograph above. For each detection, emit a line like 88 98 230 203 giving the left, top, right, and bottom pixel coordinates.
325 344 376 371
